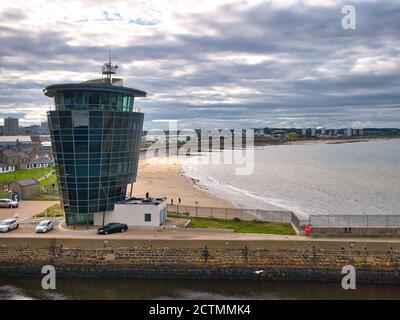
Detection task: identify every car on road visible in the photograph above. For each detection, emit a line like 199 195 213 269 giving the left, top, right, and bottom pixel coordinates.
35 220 55 233
0 219 19 232
97 223 128 235
0 199 19 208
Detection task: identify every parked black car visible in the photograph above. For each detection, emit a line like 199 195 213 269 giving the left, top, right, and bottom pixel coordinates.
97 223 128 235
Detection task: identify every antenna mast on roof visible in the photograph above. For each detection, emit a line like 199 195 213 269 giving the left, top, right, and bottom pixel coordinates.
102 49 118 84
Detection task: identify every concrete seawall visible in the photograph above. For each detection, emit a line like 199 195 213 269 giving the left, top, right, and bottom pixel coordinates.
311 227 400 238
0 237 399 283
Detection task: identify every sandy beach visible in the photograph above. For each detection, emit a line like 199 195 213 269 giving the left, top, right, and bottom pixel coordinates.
130 156 235 208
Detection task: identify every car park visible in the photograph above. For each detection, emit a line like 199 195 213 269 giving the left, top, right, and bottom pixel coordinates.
35 220 55 233
97 223 128 235
0 219 19 232
0 199 19 208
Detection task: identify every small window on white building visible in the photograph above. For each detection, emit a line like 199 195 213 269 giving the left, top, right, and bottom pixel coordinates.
144 213 151 222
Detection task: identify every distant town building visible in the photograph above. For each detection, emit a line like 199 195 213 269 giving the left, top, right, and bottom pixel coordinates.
9 179 40 200
255 128 264 137
302 128 307 136
271 130 287 139
4 117 19 135
20 124 51 135
0 135 34 148
40 122 50 134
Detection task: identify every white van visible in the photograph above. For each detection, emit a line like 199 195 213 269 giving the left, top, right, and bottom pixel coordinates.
0 199 19 208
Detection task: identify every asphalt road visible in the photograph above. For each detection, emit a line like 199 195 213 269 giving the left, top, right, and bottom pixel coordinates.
0 200 59 221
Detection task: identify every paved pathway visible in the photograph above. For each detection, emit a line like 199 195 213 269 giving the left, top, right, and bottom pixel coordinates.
1 226 400 244
37 169 55 182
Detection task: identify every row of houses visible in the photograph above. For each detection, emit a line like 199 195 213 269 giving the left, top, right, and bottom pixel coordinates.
0 136 53 173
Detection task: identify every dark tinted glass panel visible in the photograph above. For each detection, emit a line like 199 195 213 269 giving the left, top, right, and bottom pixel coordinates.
90 117 103 128
75 142 88 153
64 92 74 107
59 117 72 129
103 115 114 128
88 92 99 106
62 142 74 153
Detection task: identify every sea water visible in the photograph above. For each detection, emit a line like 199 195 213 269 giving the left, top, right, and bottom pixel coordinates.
182 140 400 218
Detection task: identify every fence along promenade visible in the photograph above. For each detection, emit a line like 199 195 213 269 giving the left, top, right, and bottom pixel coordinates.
167 205 400 229
167 204 295 224
308 214 400 228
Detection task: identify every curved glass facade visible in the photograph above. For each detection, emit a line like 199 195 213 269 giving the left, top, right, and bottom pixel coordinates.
46 88 145 226
54 91 135 111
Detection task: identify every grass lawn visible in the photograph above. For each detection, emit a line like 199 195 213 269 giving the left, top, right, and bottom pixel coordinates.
39 172 57 187
169 214 296 235
31 194 60 201
0 166 54 183
0 191 8 198
0 166 59 200
34 204 63 218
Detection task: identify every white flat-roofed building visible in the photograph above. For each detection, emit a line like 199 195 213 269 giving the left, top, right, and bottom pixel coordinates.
0 136 33 148
94 197 167 227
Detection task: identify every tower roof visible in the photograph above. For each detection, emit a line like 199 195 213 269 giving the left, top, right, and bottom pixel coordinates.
43 83 147 98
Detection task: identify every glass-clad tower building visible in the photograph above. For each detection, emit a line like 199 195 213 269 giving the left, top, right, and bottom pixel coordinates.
44 60 147 226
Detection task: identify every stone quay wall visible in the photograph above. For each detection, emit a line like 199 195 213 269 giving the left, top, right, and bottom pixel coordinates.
310 227 400 238
0 237 399 283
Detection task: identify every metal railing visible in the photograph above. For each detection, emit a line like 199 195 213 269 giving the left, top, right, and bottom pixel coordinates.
167 204 294 224
308 215 400 228
291 213 309 229
167 204 400 229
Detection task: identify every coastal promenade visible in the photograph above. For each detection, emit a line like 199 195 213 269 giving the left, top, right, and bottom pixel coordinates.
1 227 400 243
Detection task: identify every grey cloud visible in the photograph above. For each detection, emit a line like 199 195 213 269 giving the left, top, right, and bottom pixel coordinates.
0 0 400 129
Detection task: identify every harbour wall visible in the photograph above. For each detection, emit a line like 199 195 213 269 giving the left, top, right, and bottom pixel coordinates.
0 237 399 283
311 227 400 239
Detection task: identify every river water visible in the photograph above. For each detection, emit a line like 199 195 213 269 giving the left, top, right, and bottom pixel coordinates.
1 277 400 300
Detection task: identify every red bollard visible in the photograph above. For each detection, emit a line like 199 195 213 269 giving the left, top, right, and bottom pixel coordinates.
304 224 311 239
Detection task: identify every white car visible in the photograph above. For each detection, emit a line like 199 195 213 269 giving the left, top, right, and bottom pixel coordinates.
0 219 19 232
0 199 19 208
35 220 54 233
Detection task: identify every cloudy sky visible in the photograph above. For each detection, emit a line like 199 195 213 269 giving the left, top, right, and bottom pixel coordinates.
0 0 399 129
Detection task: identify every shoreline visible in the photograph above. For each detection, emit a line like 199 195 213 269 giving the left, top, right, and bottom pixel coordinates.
134 138 400 214
276 136 400 145
131 155 236 209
